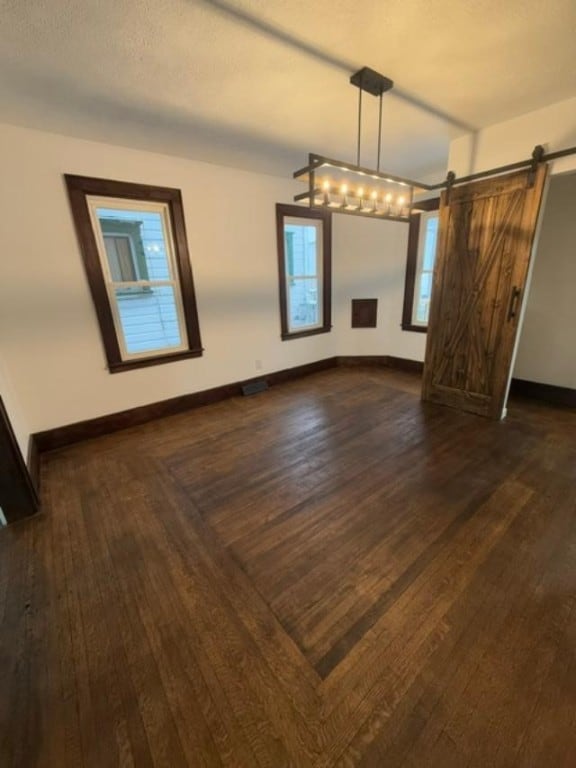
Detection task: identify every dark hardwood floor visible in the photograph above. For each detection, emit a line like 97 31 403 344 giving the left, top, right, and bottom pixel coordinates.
1 367 575 767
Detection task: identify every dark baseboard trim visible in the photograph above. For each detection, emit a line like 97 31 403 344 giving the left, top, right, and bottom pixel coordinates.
385 356 425 374
27 437 41 495
337 355 425 374
509 378 576 408
337 355 389 367
32 357 339 453
266 356 338 385
31 355 574 455
337 356 575 407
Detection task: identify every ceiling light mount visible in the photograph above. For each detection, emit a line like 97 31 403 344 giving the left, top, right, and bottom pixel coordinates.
349 67 393 97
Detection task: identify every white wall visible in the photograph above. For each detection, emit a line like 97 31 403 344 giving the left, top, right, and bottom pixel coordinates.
0 123 417 440
449 96 576 177
513 173 576 388
333 215 426 361
5 97 572 452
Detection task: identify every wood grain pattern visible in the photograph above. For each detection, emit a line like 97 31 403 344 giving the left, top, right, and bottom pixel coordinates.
423 167 548 419
31 355 574 456
31 358 339 452
2 367 575 766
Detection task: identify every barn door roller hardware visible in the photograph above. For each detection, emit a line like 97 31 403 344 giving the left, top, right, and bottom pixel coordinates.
429 143 566 193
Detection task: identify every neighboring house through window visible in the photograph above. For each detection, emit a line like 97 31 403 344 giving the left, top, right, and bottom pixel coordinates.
402 198 440 332
65 175 202 372
101 218 149 283
276 203 332 340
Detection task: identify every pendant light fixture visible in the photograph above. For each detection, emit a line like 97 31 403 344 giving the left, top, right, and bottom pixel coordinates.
293 67 425 221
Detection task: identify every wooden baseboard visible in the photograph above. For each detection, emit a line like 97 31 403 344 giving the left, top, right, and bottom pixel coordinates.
337 357 575 408
337 355 389 367
27 437 41 495
509 378 576 408
30 355 574 455
32 357 338 453
337 355 425 373
385 356 425 374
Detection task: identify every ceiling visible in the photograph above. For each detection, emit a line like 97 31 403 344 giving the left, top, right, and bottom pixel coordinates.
1 0 575 180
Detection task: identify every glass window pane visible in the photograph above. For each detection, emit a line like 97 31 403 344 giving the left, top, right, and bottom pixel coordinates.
419 271 433 300
287 277 320 330
96 207 172 281
114 285 183 354
415 298 429 324
422 216 439 271
284 232 295 277
415 271 433 324
285 223 318 277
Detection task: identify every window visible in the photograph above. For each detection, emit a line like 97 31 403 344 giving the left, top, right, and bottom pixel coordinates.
276 204 332 340
402 198 440 332
65 175 202 372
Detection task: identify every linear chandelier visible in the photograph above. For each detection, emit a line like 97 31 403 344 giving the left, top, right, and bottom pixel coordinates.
293 67 426 221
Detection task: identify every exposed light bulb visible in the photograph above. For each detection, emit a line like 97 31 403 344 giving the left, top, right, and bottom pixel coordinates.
357 187 364 198
340 183 348 195
370 190 378 200
385 193 393 203
321 179 331 206
398 196 406 207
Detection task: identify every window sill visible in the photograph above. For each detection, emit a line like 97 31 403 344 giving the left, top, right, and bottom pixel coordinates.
108 347 203 373
281 326 332 341
401 323 428 334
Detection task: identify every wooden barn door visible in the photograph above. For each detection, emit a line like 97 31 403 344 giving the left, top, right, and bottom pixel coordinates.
422 166 547 419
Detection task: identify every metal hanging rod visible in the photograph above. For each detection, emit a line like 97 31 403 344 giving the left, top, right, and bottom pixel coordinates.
350 67 393 170
427 144 576 192
356 81 362 167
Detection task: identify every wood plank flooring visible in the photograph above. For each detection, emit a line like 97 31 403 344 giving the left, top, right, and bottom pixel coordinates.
1 367 575 767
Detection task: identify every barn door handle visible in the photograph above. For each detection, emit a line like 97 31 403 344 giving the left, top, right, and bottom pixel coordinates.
508 287 521 321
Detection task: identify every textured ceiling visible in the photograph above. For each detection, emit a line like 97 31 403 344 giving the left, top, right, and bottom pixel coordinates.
1 0 575 179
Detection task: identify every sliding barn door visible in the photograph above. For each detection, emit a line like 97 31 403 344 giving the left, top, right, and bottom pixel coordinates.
422 166 547 419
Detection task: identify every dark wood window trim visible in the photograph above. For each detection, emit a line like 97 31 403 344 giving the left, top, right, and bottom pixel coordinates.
65 175 203 373
402 197 440 333
276 203 332 341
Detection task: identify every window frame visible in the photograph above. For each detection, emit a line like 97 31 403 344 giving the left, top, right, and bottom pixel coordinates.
276 203 332 341
401 197 440 333
65 175 203 373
